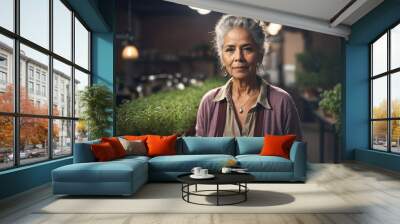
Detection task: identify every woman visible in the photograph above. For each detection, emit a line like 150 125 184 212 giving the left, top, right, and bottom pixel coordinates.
195 15 302 140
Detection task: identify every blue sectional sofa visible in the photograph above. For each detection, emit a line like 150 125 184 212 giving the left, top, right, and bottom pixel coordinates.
52 137 307 196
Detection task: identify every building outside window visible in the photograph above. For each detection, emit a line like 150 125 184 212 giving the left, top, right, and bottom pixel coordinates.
41 73 46 83
28 81 34 94
0 54 7 89
0 71 6 84
35 70 40 81
0 54 7 67
28 66 34 80
0 0 91 170
41 85 46 97
35 83 40 95
370 22 400 154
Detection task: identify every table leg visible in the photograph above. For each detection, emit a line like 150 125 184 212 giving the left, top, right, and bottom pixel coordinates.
245 183 247 201
195 184 197 192
217 184 219 206
181 184 183 199
187 184 190 202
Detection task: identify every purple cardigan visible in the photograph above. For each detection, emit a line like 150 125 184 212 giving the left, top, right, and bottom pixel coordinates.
195 84 303 140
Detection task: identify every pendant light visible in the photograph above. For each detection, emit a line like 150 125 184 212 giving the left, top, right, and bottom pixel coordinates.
122 0 139 60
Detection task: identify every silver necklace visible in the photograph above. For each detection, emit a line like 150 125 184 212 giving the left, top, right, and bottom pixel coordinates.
239 105 245 113
238 98 250 113
237 91 259 113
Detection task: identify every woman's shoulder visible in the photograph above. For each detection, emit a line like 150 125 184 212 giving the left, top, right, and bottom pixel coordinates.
201 86 224 101
267 84 294 105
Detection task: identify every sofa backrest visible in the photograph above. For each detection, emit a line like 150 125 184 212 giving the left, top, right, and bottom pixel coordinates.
235 137 264 155
73 139 100 163
73 136 300 161
180 137 235 155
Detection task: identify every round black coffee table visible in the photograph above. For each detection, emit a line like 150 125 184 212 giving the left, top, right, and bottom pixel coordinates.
177 173 255 206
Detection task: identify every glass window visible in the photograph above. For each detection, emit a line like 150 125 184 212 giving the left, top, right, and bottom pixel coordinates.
20 0 49 49
391 72 400 118
74 17 89 70
19 117 49 165
28 81 34 94
53 119 72 158
0 0 92 170
36 83 40 95
391 24 400 70
0 116 14 170
75 120 88 143
74 69 89 118
391 120 400 153
41 85 46 96
371 24 400 154
0 34 13 113
28 67 34 80
35 70 40 80
0 0 14 32
0 71 7 84
372 33 387 76
53 0 72 60
372 77 387 119
0 54 7 67
53 59 72 116
20 44 49 115
372 121 388 151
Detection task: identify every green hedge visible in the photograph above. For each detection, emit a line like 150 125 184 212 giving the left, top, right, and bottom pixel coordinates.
116 77 226 136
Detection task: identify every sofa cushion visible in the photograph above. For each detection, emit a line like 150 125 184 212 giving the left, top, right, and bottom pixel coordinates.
115 155 150 163
236 137 264 155
148 154 235 172
124 135 148 142
147 135 177 157
53 158 147 183
181 137 235 155
91 142 118 161
260 135 296 159
101 137 127 158
236 155 293 172
118 137 147 156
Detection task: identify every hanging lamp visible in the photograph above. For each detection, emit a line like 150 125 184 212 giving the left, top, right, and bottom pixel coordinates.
121 0 139 60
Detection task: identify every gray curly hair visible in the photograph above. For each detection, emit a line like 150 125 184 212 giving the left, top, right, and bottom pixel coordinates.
213 15 266 65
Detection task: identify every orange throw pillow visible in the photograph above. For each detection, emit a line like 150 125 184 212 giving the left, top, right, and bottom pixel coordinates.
101 137 127 158
260 135 297 159
124 135 148 142
146 135 177 157
91 142 117 161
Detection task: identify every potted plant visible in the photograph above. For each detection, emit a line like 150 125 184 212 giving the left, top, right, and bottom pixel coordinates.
318 83 341 132
79 84 113 140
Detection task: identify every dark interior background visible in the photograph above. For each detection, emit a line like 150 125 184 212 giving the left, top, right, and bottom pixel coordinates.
114 0 344 163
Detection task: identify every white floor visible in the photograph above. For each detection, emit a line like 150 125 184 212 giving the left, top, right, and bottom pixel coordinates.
1 163 400 224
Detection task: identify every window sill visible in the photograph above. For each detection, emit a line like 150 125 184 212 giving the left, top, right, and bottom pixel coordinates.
0 156 72 176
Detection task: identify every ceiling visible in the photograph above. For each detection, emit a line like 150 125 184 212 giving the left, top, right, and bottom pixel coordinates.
163 0 384 38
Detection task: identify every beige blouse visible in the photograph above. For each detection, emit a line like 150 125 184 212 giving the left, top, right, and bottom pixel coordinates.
213 78 271 137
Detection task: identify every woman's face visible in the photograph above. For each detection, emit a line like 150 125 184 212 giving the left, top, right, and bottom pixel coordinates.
222 27 261 80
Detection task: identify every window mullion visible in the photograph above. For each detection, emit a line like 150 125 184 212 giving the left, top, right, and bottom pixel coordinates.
370 45 373 149
388 30 391 152
71 10 76 154
14 0 20 167
49 0 53 160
